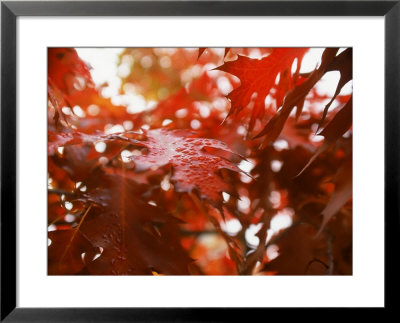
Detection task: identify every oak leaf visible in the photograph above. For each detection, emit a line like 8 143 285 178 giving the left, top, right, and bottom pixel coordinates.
255 48 340 144
216 48 308 132
130 128 243 205
49 171 194 275
79 172 193 275
317 48 353 130
297 96 352 177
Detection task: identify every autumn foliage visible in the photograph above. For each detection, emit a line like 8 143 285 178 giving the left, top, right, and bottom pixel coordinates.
48 47 352 275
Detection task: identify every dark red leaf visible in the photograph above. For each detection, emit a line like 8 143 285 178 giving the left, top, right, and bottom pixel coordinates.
130 128 243 205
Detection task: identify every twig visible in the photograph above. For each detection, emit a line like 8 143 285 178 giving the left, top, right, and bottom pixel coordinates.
48 188 74 196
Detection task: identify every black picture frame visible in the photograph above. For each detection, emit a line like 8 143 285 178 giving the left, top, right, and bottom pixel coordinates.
1 0 399 321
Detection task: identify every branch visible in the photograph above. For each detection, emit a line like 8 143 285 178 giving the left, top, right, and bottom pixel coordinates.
48 188 74 196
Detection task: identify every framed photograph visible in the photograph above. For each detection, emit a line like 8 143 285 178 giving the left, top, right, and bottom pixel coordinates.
1 0 398 321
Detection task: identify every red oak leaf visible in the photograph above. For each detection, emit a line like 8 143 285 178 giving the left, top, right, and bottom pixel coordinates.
49 171 193 275
255 48 339 145
80 172 193 275
216 48 308 132
297 96 352 177
130 128 243 205
317 48 353 131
